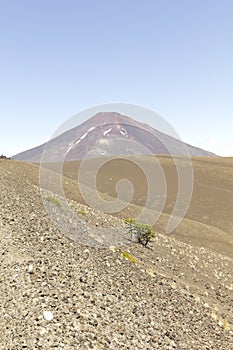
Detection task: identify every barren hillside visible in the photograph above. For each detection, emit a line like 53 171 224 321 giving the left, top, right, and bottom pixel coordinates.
42 155 233 257
0 159 233 349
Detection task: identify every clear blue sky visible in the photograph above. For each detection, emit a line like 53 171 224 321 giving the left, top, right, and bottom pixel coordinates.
0 0 232 156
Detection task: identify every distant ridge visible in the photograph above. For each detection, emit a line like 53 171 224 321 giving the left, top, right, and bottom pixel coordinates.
13 112 216 162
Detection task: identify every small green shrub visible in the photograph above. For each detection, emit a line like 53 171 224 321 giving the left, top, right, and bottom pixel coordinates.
78 210 87 217
45 196 62 207
124 218 155 247
120 251 137 263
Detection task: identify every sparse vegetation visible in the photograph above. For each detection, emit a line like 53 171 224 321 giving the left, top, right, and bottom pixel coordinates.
124 218 155 247
45 195 62 207
1 159 233 348
0 154 10 159
78 210 87 217
120 250 137 263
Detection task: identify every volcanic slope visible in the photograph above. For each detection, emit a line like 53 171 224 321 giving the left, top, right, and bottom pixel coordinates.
52 155 233 257
12 112 215 162
0 159 233 349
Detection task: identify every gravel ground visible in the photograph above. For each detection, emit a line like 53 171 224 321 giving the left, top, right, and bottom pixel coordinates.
0 163 233 349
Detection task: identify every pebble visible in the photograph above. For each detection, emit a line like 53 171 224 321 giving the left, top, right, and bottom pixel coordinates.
43 311 54 321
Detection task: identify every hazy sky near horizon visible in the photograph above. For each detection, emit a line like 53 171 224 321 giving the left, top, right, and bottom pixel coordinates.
0 0 233 157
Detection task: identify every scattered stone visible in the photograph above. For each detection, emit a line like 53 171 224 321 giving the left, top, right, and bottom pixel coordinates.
43 311 54 321
0 163 232 349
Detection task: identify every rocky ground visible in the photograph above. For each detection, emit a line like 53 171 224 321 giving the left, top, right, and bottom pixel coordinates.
0 160 232 349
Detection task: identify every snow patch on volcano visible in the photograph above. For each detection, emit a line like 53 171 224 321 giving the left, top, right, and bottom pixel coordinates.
103 128 112 137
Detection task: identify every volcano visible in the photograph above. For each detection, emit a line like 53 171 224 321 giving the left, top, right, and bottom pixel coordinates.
13 112 216 162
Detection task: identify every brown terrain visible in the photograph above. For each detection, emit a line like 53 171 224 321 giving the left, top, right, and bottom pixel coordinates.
0 156 233 349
